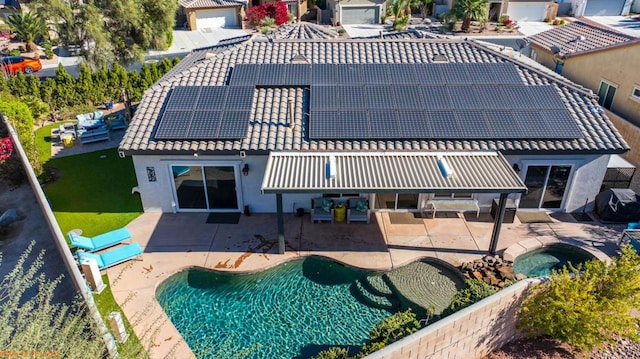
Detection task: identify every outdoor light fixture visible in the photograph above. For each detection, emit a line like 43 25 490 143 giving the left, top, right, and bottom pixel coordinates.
242 163 249 176
512 163 521 174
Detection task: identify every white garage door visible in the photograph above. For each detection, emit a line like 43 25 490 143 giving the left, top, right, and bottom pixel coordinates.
584 0 625 16
195 8 238 29
507 2 548 21
341 6 379 25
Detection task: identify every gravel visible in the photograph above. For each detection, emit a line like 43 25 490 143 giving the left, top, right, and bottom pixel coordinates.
485 336 640 359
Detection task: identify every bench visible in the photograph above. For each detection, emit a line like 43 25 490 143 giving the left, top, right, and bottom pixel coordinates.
425 199 480 218
78 128 110 144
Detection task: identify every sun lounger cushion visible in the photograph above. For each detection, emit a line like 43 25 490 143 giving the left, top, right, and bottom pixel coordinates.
77 242 143 269
68 227 132 251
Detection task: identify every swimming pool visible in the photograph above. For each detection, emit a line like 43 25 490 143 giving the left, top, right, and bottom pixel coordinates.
513 245 595 277
156 256 461 358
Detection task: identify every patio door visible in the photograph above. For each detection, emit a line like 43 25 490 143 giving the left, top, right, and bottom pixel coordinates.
375 193 419 211
519 165 571 209
172 165 240 211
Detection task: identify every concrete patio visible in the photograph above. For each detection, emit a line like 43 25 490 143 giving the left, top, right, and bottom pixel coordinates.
104 209 624 358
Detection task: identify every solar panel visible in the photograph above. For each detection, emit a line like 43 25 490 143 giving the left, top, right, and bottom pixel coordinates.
311 85 338 110
513 110 551 138
164 87 200 111
387 65 418 84
538 109 583 138
187 111 221 138
155 110 192 139
449 85 485 110
420 86 453 110
485 110 526 138
369 110 400 138
426 110 459 138
282 64 310 85
490 63 523 85
527 86 567 109
366 85 395 109
226 86 254 110
309 111 341 138
455 110 490 138
416 64 447 84
336 65 363 84
197 87 227 109
363 64 391 84
398 110 431 138
218 111 250 138
396 86 426 110
339 85 368 109
500 86 536 109
340 110 369 138
310 64 336 85
476 86 512 109
229 64 258 86
259 64 285 86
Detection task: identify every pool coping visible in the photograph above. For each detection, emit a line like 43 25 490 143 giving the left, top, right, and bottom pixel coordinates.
503 236 611 263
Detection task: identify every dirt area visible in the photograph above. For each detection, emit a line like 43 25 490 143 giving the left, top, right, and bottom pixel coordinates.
486 336 640 359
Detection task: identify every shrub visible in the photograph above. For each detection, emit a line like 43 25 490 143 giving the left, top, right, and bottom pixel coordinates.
448 279 496 313
246 2 289 26
42 41 54 59
261 17 276 28
361 308 422 354
517 246 640 351
7 49 20 56
0 93 41 179
311 347 350 359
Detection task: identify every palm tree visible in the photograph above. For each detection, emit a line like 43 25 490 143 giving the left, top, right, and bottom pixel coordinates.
410 0 433 21
6 12 47 52
450 0 488 33
390 0 407 30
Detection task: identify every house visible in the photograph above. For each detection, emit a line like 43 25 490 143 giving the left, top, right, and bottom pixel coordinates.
118 36 628 252
527 21 640 126
564 0 632 16
179 0 246 30
502 0 553 22
325 0 385 25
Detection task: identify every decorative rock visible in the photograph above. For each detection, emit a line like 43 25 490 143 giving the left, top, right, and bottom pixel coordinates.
496 266 515 280
515 273 528 281
472 271 483 280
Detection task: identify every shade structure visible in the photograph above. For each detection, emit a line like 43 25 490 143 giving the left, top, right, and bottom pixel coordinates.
262 151 527 194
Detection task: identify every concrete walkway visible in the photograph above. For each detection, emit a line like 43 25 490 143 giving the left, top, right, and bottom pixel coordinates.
106 210 624 358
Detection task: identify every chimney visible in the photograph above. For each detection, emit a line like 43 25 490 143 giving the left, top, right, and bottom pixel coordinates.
287 97 295 130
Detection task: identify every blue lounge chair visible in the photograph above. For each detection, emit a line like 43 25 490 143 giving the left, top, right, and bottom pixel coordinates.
77 242 143 269
68 227 132 251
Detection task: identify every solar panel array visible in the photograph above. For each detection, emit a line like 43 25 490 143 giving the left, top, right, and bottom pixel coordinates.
229 63 524 86
308 84 583 140
155 86 253 140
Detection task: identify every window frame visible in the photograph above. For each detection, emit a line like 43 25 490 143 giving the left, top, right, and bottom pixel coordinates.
631 86 640 102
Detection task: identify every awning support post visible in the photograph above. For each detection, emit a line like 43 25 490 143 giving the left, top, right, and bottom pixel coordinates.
276 193 285 254
489 193 508 255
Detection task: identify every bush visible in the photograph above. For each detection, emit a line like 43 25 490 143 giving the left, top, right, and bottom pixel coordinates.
43 41 54 59
7 49 20 56
361 309 422 354
246 2 288 26
165 29 173 49
517 246 640 352
448 279 496 313
311 347 350 359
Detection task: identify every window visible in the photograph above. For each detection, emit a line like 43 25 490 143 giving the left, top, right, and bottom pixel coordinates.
598 81 617 109
432 193 473 199
632 86 640 101
322 193 360 198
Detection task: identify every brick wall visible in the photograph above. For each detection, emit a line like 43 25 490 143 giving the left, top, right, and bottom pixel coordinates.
365 279 540 359
606 110 640 193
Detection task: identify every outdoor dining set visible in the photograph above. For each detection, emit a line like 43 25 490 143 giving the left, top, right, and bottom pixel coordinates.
50 111 128 146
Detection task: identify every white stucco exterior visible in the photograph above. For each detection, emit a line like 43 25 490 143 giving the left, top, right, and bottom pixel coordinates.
131 152 610 214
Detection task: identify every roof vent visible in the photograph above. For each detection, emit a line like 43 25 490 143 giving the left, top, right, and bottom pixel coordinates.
291 54 309 64
326 155 337 180
437 155 453 179
432 54 449 63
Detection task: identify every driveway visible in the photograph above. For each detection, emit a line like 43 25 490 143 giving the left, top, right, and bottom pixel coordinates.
586 16 640 38
149 28 250 56
516 21 554 37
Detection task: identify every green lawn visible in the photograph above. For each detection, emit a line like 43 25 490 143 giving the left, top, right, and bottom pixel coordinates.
35 123 58 164
94 274 148 357
43 148 142 237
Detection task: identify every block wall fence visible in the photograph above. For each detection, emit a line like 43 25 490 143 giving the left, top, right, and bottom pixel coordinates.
365 278 541 359
606 109 640 194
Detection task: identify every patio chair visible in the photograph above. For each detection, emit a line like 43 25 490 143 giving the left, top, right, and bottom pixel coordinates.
347 197 371 224
311 197 334 223
76 242 143 269
68 227 132 252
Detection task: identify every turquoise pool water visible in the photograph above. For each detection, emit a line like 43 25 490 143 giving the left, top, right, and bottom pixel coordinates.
156 257 399 359
513 246 594 277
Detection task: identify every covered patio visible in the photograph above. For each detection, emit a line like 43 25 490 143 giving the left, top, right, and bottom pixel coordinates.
262 151 528 255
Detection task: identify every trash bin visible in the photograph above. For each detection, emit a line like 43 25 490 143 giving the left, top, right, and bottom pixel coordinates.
491 198 517 223
334 205 346 222
62 135 74 147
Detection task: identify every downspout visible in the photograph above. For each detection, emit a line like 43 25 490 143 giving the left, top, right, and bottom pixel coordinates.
2 115 119 358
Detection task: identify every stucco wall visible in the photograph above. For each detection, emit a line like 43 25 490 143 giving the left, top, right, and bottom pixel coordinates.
532 44 640 126
604 109 640 193
365 278 540 359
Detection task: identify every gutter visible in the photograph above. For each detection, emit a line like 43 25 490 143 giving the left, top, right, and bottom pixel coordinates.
2 115 119 358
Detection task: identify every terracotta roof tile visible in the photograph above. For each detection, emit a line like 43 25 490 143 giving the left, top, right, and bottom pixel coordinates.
119 38 628 155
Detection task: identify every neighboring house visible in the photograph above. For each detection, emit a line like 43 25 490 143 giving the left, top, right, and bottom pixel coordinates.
179 0 246 30
527 21 640 126
564 0 632 16
326 0 385 25
503 0 552 22
118 36 627 249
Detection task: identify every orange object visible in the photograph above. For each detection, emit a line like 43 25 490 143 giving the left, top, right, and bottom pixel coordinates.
1 56 43 74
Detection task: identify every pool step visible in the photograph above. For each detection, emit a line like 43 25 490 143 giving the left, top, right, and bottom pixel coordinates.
365 275 394 297
353 279 400 310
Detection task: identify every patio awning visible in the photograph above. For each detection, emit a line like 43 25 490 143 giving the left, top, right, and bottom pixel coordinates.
261 151 527 194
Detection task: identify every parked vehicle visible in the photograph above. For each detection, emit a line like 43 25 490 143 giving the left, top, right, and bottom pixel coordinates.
1 56 42 74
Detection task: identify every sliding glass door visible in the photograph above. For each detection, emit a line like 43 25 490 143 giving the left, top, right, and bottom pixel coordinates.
172 165 239 211
520 165 571 209
375 193 419 210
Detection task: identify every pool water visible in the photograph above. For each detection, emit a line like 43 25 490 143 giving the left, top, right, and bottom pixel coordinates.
513 246 594 277
156 257 399 359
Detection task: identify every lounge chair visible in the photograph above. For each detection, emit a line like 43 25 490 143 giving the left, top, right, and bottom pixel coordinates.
311 197 334 223
76 242 143 269
68 227 132 252
347 197 371 224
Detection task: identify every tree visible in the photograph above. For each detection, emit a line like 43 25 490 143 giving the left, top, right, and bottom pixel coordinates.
31 0 178 68
448 0 488 33
410 0 433 20
0 242 108 358
517 246 640 352
54 64 78 107
6 12 47 52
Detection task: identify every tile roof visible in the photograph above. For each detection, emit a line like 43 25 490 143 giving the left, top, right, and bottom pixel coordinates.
269 23 338 40
527 21 640 58
179 0 245 9
119 38 628 155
